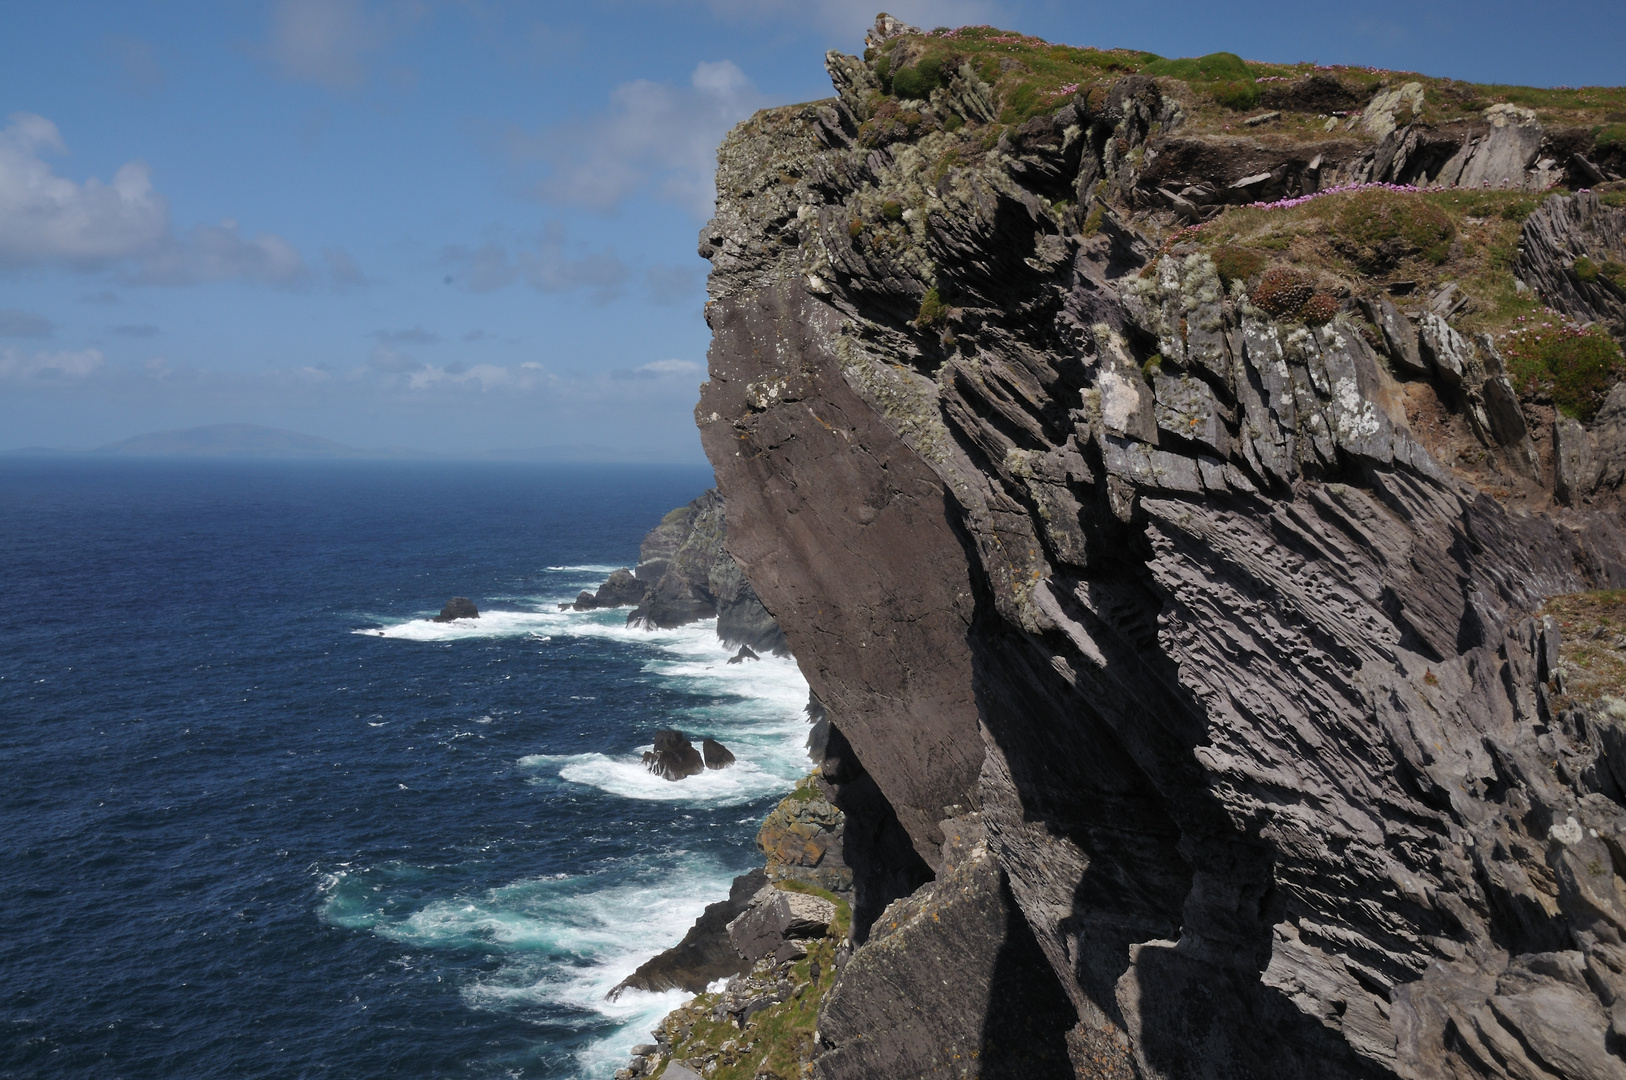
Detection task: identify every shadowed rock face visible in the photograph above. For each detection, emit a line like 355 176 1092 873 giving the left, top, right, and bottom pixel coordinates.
694 35 1626 1080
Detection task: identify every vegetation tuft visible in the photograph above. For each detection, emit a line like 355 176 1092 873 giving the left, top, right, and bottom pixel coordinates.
1499 316 1625 421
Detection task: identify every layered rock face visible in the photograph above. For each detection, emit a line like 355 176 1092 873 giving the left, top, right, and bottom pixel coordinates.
694 20 1626 1080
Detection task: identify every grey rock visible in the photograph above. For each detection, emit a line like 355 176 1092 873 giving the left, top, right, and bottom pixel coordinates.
1595 383 1626 488
1360 295 1428 376
571 568 646 610
1516 192 1626 331
642 730 705 781
662 1063 704 1080
432 596 478 622
1415 311 1472 387
609 869 768 997
701 738 735 769
726 887 837 964
1554 416 1598 504
1455 104 1544 189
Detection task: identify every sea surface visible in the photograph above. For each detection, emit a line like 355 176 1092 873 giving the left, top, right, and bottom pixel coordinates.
0 459 812 1080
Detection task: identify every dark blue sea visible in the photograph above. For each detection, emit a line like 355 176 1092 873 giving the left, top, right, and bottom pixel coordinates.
0 460 812 1080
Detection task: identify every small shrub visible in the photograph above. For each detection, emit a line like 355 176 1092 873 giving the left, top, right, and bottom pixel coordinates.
1500 318 1626 421
1575 255 1600 282
1212 246 1266 286
1001 82 1041 123
881 200 904 222
1081 203 1105 236
1596 123 1626 152
916 287 948 328
891 56 945 100
1332 189 1455 271
1604 260 1626 288
1301 293 1341 324
1211 79 1262 111
848 218 864 239
1252 268 1317 319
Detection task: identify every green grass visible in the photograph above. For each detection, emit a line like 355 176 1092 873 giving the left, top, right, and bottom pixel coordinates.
1500 318 1625 421
915 287 947 328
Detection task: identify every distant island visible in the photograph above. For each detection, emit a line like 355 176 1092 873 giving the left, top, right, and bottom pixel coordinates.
3 423 679 462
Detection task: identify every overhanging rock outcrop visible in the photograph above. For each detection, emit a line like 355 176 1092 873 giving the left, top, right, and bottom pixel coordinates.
694 19 1626 1080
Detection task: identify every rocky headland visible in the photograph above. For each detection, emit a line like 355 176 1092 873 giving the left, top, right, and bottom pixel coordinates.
622 13 1626 1080
574 489 788 657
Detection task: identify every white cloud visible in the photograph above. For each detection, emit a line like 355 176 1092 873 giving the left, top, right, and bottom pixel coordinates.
268 0 387 89
405 361 551 392
0 345 104 382
0 113 311 288
513 60 765 218
0 113 169 267
324 246 369 287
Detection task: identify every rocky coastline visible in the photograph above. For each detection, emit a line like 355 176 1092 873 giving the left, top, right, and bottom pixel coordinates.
613 13 1626 1080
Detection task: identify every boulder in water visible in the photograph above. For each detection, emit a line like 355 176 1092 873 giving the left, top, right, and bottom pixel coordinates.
643 729 705 780
701 738 735 770
432 597 479 622
725 645 759 664
572 568 647 610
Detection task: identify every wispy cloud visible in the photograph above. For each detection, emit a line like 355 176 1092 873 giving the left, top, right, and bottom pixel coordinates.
374 325 439 344
510 60 764 219
267 0 390 89
0 345 104 382
440 222 630 302
126 220 309 287
111 324 161 337
0 308 54 337
108 36 165 94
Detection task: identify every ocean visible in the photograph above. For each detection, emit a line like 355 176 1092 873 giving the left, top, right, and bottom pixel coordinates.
0 459 812 1080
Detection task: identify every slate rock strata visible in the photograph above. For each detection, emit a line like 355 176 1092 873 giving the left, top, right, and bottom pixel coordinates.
690 24 1626 1080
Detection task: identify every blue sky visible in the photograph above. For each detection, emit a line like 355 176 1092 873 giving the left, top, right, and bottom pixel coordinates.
3 1 1620 459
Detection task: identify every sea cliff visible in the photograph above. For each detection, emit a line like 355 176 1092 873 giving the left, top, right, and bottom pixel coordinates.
648 13 1626 1080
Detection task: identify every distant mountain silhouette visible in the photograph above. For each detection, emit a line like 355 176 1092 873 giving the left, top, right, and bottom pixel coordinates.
94 424 365 458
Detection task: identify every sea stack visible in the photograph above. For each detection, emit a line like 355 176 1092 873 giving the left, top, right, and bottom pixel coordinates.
642 730 705 780
432 597 479 622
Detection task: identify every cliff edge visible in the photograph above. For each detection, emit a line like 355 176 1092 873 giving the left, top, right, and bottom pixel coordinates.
690 14 1626 1080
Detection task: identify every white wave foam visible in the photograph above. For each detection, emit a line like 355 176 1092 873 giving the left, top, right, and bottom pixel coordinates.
545 564 625 574
521 751 791 806
318 858 737 1078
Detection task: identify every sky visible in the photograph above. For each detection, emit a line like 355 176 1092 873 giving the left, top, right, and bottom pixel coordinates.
2 1 1621 460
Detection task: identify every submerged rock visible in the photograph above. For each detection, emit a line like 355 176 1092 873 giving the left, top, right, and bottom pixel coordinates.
725 644 759 664
642 730 704 781
431 597 478 622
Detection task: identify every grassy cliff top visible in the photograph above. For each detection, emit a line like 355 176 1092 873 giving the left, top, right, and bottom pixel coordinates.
865 22 1626 133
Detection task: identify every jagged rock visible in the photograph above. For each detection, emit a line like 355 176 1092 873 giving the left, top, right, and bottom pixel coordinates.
432 597 478 622
1454 104 1546 189
1415 310 1472 386
1516 192 1626 332
725 644 759 664
571 567 646 610
1596 383 1626 488
701 738 735 769
1554 416 1599 503
758 776 851 895
642 730 704 781
1360 295 1428 376
625 489 790 656
813 832 1080 1080
609 869 768 997
696 29 1626 1080
727 886 837 964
